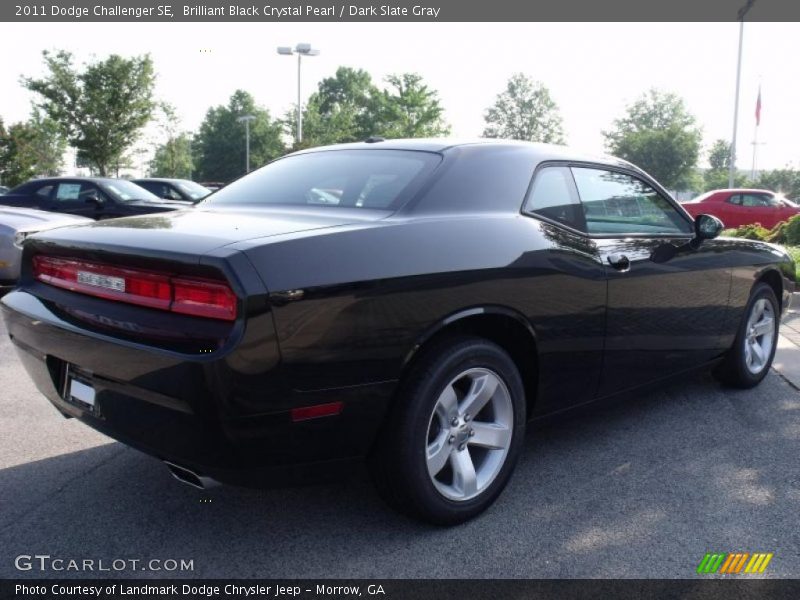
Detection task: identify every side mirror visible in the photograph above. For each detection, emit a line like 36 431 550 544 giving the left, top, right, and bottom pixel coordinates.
694 214 724 242
84 193 103 205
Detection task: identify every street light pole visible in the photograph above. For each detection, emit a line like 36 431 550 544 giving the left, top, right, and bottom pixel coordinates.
237 114 256 173
729 0 756 188
297 52 302 144
278 43 320 146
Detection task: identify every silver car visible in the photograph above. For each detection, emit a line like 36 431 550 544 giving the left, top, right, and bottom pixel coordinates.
0 207 91 291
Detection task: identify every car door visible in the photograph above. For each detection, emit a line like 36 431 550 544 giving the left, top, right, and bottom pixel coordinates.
521 165 606 412
726 192 780 228
571 166 732 398
739 193 777 228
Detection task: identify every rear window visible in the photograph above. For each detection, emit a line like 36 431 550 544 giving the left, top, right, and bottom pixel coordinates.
204 150 440 210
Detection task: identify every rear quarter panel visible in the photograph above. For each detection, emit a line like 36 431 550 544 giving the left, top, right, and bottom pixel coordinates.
231 214 608 415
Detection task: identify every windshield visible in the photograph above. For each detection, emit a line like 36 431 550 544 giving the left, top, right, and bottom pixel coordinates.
102 180 162 202
204 150 441 210
176 180 212 200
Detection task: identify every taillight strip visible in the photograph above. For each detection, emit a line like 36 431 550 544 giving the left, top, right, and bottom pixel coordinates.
32 256 237 321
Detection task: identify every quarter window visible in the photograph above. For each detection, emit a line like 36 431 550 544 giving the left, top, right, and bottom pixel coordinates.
524 166 585 231
35 185 53 199
571 167 692 235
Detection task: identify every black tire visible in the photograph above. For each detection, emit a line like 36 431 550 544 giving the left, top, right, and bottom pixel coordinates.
714 283 780 389
370 335 526 525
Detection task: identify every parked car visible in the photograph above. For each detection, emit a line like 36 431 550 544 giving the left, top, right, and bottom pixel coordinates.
0 206 91 291
131 178 212 203
0 177 188 219
1 140 795 525
681 188 800 229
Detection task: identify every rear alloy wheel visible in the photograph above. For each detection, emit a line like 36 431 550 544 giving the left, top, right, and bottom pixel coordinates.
371 336 526 525
714 283 779 388
425 368 513 502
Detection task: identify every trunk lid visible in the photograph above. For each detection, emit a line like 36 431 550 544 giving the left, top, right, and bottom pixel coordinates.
28 206 390 261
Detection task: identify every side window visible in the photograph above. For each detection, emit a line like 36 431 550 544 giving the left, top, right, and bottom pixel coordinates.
727 194 743 205
740 194 765 207
78 184 108 203
164 185 184 201
55 183 107 205
54 183 83 204
572 167 692 235
757 194 780 207
523 166 585 231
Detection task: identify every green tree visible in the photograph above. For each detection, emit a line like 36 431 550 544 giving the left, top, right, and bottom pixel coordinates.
707 139 731 172
194 90 284 182
0 118 8 184
0 122 37 187
603 89 702 190
0 112 66 186
375 73 450 138
24 50 156 176
756 168 800 199
149 103 193 178
295 68 450 148
293 67 380 148
150 134 194 178
702 139 748 191
25 109 67 176
483 74 565 143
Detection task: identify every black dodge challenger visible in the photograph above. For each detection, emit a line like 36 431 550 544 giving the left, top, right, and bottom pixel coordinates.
1 139 795 524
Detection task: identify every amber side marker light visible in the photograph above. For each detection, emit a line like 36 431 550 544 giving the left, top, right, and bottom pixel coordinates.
32 255 237 321
291 401 344 422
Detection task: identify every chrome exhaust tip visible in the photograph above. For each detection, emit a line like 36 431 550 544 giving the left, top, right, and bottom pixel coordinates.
164 461 220 490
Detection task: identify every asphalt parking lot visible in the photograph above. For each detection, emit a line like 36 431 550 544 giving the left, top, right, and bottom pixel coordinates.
1 314 799 579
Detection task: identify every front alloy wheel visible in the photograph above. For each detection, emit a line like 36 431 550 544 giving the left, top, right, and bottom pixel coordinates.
743 298 776 375
714 282 779 388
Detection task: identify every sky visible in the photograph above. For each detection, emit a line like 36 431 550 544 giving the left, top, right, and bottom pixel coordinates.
0 21 797 174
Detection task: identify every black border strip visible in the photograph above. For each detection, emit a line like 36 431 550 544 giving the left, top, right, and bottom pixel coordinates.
4 579 800 600
2 0 800 23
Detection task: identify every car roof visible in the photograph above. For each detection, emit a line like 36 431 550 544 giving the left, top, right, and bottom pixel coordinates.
290 138 632 170
132 178 188 183
23 176 122 185
707 188 776 194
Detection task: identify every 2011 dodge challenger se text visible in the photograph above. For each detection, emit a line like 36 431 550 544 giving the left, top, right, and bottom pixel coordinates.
1 139 795 524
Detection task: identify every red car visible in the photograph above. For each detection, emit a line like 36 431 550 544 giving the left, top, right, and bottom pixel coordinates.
682 188 800 229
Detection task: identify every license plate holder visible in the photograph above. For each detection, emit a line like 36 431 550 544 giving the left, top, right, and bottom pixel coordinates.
62 365 97 414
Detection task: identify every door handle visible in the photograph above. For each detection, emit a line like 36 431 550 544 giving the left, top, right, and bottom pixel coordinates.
607 253 630 271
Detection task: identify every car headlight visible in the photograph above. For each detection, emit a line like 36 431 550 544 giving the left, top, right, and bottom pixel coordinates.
13 230 36 249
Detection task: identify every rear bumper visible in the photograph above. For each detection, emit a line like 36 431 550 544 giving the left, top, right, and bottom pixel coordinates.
1 289 396 486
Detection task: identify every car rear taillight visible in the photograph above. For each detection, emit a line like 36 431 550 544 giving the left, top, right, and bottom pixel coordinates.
172 277 237 321
32 256 237 321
